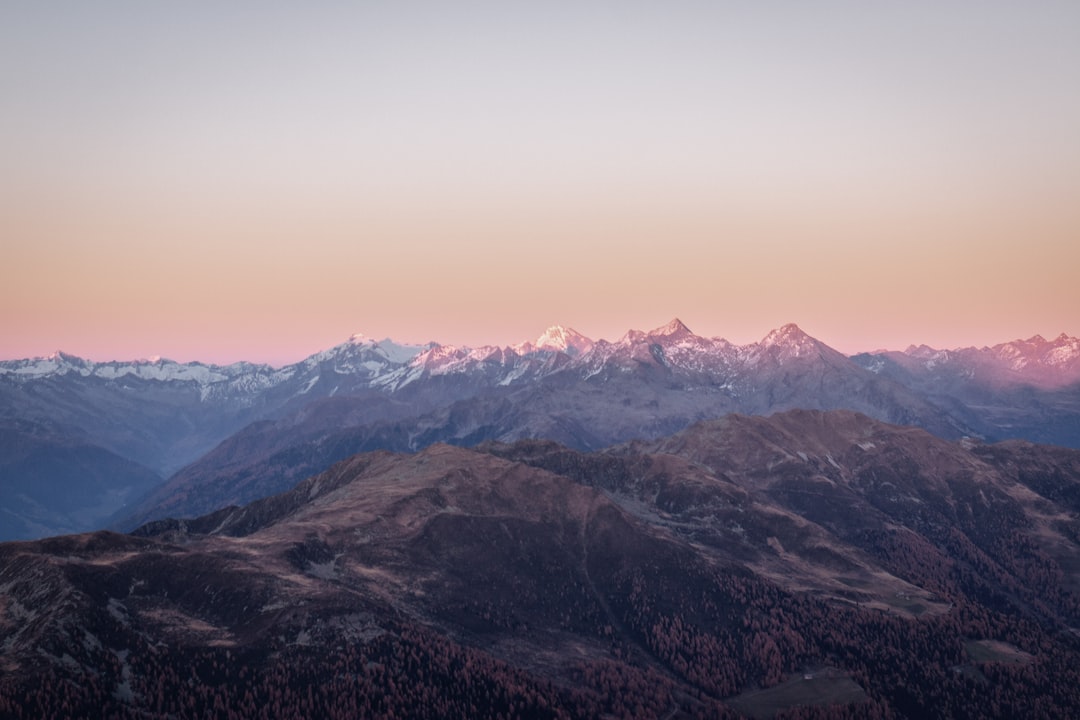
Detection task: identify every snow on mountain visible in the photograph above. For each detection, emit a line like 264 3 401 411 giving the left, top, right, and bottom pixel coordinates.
301 334 429 381
990 334 1080 372
583 319 838 379
370 342 561 392
756 323 820 356
1046 334 1080 367
572 318 733 380
510 326 594 359
0 351 270 386
879 332 1080 387
532 325 594 356
8 326 1076 396
0 351 85 378
9 321 1080 540
649 317 696 341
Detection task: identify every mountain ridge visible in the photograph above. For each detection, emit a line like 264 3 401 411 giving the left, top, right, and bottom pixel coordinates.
6 409 1080 718
5 321 1080 539
7 321 1077 379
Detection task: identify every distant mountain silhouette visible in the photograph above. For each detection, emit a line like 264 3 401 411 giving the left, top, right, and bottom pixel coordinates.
3 322 1079 538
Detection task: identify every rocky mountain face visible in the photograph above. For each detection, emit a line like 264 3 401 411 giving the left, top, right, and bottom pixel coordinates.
4 322 1080 538
852 333 1080 449
4 410 1080 718
0 337 429 539
114 321 1015 530
0 336 429 475
868 334 1080 389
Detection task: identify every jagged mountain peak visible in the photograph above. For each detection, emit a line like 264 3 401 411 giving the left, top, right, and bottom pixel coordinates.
534 325 594 355
761 322 812 344
904 343 941 357
1000 332 1079 352
0 350 247 383
757 323 825 357
858 331 1080 395
649 317 695 338
47 350 89 365
901 333 1079 361
316 333 427 363
615 318 698 346
993 333 1080 375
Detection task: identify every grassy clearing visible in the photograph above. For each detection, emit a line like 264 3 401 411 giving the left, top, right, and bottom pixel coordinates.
728 667 867 719
965 639 1035 665
883 592 931 616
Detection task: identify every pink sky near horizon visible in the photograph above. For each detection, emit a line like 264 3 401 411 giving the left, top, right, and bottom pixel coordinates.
3 2 1078 366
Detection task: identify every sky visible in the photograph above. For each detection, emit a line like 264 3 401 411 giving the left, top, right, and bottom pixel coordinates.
2 1 1079 365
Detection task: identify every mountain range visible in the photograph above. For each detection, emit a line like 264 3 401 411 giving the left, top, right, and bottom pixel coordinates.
4 409 1080 718
2 320 1079 539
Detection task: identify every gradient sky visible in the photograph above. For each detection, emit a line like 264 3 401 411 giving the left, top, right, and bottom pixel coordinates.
3 1 1078 365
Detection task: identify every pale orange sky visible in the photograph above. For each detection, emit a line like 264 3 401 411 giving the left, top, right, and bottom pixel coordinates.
3 2 1078 365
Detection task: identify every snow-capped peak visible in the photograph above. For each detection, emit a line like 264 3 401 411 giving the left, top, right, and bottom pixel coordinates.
534 325 593 356
536 325 570 348
649 318 695 340
1046 335 1080 368
754 323 824 361
614 318 699 347
307 333 427 370
886 332 1080 387
904 344 942 358
0 351 84 378
0 350 270 385
761 323 813 346
992 333 1080 372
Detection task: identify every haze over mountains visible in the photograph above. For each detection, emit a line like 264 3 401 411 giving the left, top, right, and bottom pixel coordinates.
3 320 1079 540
